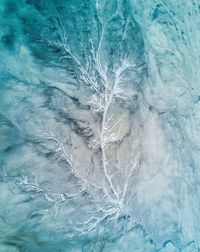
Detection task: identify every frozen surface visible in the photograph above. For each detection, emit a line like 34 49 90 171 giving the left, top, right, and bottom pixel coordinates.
0 0 200 251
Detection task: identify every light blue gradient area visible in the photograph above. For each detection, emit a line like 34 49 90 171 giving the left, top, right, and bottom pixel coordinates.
0 0 200 251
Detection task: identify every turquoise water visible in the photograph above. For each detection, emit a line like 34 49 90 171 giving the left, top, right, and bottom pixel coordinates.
0 0 200 251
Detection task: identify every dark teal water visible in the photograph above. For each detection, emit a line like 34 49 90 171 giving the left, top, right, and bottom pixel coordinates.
0 0 200 251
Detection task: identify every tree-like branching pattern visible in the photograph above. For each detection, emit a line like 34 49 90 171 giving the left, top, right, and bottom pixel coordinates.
15 1 145 235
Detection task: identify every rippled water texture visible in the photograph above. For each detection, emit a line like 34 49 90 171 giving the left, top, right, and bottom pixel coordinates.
0 0 200 251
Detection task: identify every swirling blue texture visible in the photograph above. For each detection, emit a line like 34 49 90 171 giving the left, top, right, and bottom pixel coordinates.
0 0 199 251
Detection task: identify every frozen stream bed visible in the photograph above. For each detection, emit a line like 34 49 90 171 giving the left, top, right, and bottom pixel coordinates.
0 0 200 251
